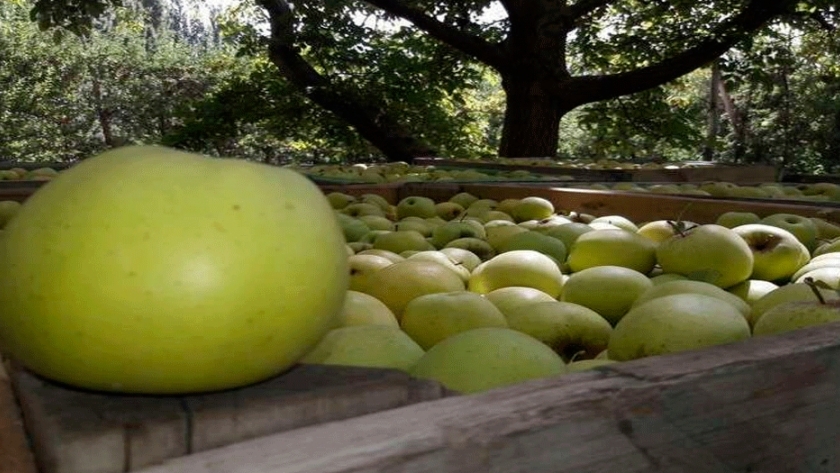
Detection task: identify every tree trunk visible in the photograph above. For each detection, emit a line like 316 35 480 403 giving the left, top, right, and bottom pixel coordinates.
704 61 721 161
498 76 563 158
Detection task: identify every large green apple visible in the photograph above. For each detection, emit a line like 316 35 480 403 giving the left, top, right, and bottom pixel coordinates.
469 250 565 297
506 300 612 361
484 286 557 319
400 291 508 349
560 265 653 325
656 224 753 289
0 145 348 394
760 213 818 251
0 200 21 229
630 279 751 319
732 223 810 282
567 229 658 274
752 300 840 336
748 282 840 327
300 325 424 372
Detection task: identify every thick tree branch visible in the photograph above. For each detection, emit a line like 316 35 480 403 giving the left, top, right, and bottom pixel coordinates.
255 0 436 161
362 0 509 70
560 0 797 107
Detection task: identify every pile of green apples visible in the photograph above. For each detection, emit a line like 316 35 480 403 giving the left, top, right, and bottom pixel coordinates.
569 181 840 202
310 190 840 394
0 167 60 181
441 157 713 170
288 162 574 184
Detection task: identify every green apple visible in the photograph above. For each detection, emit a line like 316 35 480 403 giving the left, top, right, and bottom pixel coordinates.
347 254 394 293
444 237 496 261
0 200 21 229
469 250 565 298
715 211 761 228
372 230 435 254
485 224 529 250
568 229 658 274
760 213 818 251
394 218 432 237
356 248 405 263
439 247 482 272
484 286 558 319
300 325 424 372
732 224 810 282
511 196 555 222
560 265 653 325
326 192 356 210
410 327 565 394
753 299 840 336
544 222 594 251
814 238 840 257
498 231 567 265
506 300 612 361
791 256 840 281
528 215 574 234
496 198 521 216
448 192 479 209
656 224 753 289
347 242 371 253
631 279 751 320
396 196 437 219
810 217 840 240
361 260 466 320
636 220 684 244
335 213 371 242
357 215 395 232
435 202 465 221
727 279 779 305
430 220 486 248
401 291 508 349
699 181 739 197
608 294 751 361
0 145 348 394
480 210 515 223
406 251 471 282
341 202 386 218
748 282 840 327
359 193 392 212
649 273 689 285
567 359 617 373
589 215 639 232
794 267 840 289
336 290 399 328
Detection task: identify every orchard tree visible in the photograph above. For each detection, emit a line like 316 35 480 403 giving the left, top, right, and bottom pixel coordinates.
30 0 837 160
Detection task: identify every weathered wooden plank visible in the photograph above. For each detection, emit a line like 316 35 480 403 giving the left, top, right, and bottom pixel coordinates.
134 321 840 473
9 362 449 473
460 184 840 224
0 359 38 473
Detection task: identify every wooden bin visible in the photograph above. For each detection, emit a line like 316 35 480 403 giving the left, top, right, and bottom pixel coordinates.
413 158 780 184
3 179 840 473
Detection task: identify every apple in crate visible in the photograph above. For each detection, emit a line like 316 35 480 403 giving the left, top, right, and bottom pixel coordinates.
0 145 349 394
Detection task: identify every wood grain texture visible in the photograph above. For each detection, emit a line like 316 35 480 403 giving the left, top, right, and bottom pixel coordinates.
135 321 840 473
0 359 38 473
9 364 448 473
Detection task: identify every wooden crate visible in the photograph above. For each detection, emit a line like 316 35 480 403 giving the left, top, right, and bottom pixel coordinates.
126 320 840 473
413 158 780 184
0 359 449 473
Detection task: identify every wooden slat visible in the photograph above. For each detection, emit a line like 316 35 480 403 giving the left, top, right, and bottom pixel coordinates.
10 363 448 473
135 321 840 473
460 184 840 223
0 360 38 473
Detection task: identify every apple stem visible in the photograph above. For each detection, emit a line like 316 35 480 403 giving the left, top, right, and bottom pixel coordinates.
666 220 686 237
803 277 827 305
569 350 587 363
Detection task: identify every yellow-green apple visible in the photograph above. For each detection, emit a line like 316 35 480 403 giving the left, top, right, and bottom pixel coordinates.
511 196 555 222
361 260 466 320
732 223 810 282
335 290 399 328
649 273 689 285
434 202 465 221
636 220 685 244
480 210 515 223
506 301 612 361
590 215 639 232
406 251 471 282
791 256 840 281
485 224 529 250
444 237 496 261
656 224 753 288
325 192 356 210
484 286 557 319
497 231 567 265
560 265 653 325
0 145 348 394
794 267 840 289
448 192 479 209
727 279 779 305
372 230 435 254
439 247 482 272
430 220 486 248
400 292 508 349
348 254 394 292
396 196 437 219
359 229 390 244
359 193 392 212
358 215 395 231
631 279 751 320
335 213 371 242
760 213 818 251
394 218 432 236
748 282 840 327
300 325 424 372
356 248 405 263
814 238 840 257
0 201 21 229
753 298 840 336
469 250 565 297
568 229 658 274
544 222 595 251
608 294 751 361
347 242 371 253
410 327 565 394
496 198 521 216
341 202 386 218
